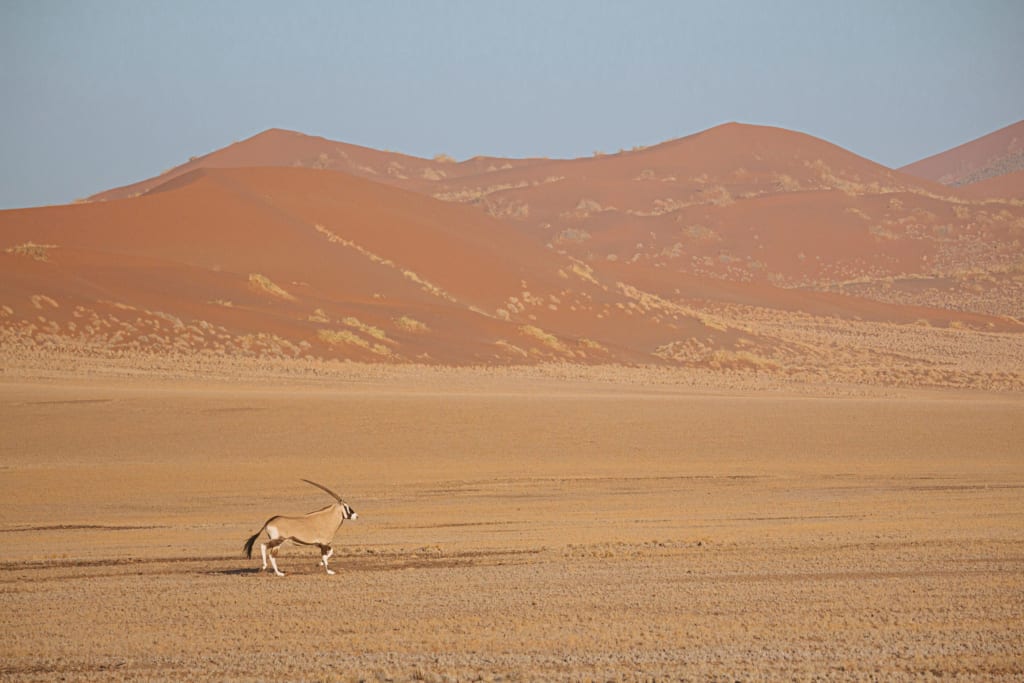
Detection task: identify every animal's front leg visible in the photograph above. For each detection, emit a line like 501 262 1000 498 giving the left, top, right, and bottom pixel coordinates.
320 545 335 575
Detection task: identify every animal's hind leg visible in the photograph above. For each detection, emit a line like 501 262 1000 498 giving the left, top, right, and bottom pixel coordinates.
266 539 285 576
319 545 335 575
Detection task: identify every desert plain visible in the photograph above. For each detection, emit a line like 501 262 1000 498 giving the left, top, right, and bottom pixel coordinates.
1 368 1021 681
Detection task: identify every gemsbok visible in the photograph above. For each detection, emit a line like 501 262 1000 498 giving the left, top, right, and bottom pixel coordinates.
243 479 358 576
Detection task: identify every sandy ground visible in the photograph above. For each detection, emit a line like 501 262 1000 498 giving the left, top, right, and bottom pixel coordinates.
1 375 1022 681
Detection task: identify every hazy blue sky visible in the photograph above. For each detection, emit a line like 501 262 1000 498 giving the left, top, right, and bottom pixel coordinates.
2 1 1022 208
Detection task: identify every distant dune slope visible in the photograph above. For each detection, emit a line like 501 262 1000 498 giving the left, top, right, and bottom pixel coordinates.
955 169 1024 200
899 120 1024 186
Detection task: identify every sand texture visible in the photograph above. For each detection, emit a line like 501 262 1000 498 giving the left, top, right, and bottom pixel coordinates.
2 376 1021 681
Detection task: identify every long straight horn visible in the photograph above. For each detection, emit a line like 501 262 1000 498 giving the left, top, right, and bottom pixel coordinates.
301 478 343 503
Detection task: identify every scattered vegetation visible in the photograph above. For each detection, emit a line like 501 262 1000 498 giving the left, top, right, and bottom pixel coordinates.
30 294 59 310
317 329 391 357
577 337 607 354
553 228 592 245
483 197 529 220
248 274 295 301
6 242 57 261
314 224 457 302
494 339 528 357
395 315 429 333
432 181 530 203
520 324 570 355
342 316 390 342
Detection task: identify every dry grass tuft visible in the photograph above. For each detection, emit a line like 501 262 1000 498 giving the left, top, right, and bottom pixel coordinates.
6 242 57 261
395 316 429 333
521 325 571 355
707 349 781 371
342 316 390 342
308 308 330 323
30 294 59 310
400 268 457 302
317 329 392 356
248 274 295 301
495 339 528 357
578 338 608 354
565 260 600 286
315 224 456 302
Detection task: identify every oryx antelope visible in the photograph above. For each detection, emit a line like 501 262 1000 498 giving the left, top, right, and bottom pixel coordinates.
243 479 358 576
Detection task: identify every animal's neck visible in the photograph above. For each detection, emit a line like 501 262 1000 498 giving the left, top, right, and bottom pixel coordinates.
330 504 347 523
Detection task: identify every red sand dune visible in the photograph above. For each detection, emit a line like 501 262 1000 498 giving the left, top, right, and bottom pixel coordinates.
9 167 639 364
411 123 1022 296
899 119 1024 186
955 168 1024 200
5 122 1023 375
427 121 944 209
89 128 549 203
91 122 1019 294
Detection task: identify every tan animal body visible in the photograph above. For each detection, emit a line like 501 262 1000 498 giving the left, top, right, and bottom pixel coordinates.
243 479 358 576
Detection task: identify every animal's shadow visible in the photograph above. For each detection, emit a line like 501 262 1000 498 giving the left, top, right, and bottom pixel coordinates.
212 567 264 576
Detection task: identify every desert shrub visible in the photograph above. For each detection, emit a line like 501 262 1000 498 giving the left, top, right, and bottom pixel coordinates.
495 339 528 357
6 242 57 261
554 228 591 244
520 325 570 354
248 274 295 301
773 173 802 192
342 316 389 341
395 316 429 333
317 329 391 356
30 294 59 309
703 185 734 206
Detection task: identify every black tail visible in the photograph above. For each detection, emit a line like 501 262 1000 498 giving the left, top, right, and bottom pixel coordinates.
243 517 275 559
243 530 261 559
